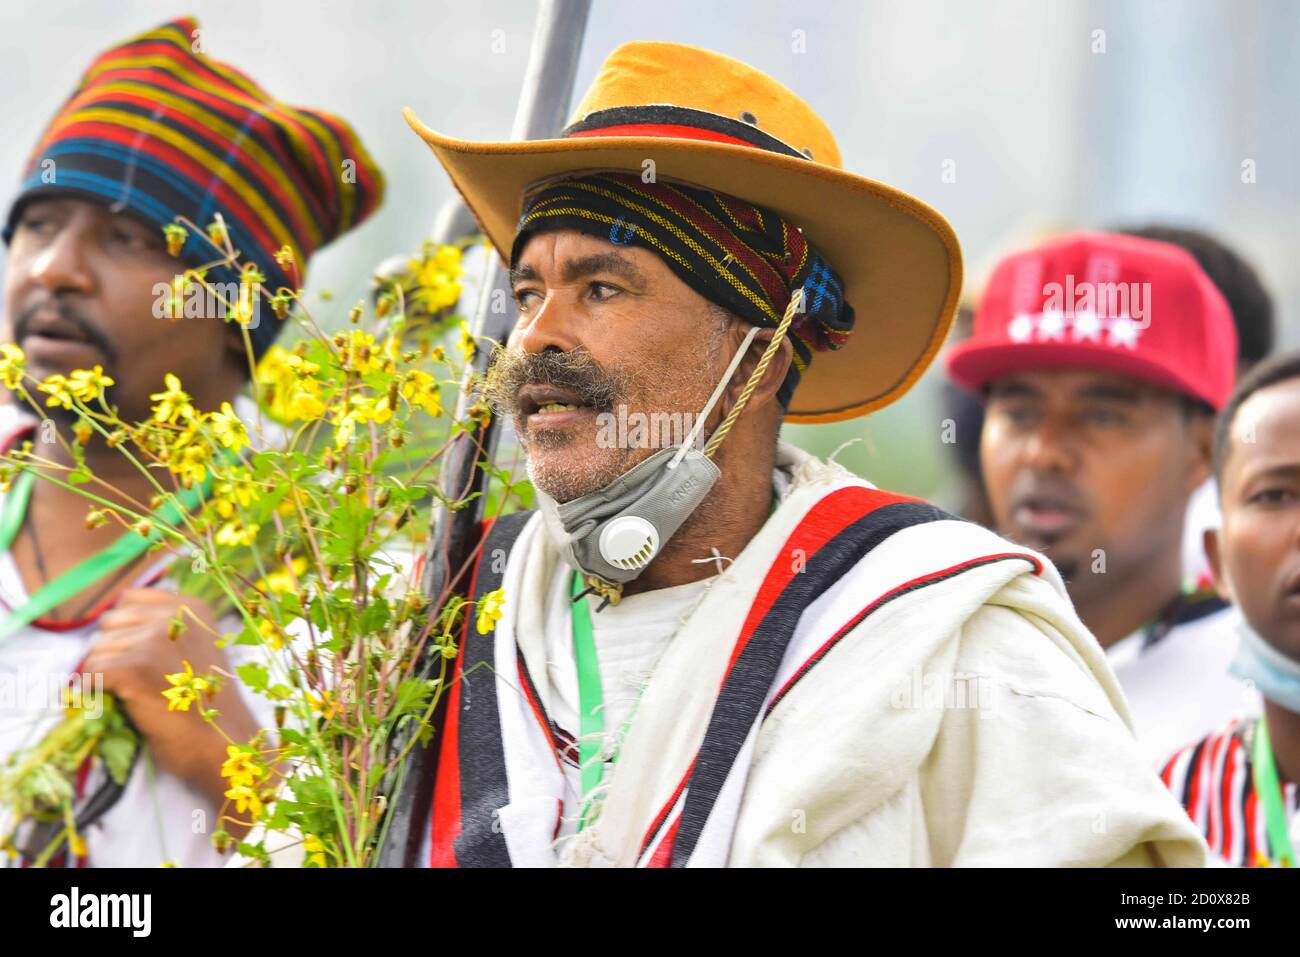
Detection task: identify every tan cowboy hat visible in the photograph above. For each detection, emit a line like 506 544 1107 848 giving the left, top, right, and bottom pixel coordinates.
404 41 961 423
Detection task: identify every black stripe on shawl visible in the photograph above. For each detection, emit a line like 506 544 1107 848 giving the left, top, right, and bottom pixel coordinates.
668 500 953 866
452 510 533 867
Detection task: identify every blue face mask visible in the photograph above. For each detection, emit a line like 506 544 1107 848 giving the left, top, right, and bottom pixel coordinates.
1230 619 1300 712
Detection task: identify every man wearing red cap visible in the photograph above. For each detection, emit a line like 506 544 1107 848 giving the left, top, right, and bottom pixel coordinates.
0 18 383 866
948 232 1260 766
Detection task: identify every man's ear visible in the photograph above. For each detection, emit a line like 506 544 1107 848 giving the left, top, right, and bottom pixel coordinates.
1203 526 1235 604
724 323 793 416
1185 411 1215 494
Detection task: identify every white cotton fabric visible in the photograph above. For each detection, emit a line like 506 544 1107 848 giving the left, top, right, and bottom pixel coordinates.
433 442 1208 867
1107 604 1261 768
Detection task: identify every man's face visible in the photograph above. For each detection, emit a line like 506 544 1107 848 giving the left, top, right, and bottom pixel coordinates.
3 197 243 423
1209 378 1300 659
490 229 729 503
980 368 1210 592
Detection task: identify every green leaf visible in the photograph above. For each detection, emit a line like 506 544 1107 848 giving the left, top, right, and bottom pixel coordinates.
358 597 390 634
236 661 269 693
99 731 137 785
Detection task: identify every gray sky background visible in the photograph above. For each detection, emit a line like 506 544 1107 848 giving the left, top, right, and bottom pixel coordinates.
2 0 1295 502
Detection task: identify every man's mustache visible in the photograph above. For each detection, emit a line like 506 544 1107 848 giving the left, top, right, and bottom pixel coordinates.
482 345 627 422
13 299 119 366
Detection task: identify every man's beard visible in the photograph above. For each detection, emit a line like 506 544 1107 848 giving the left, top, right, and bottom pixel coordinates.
482 338 723 503
482 345 642 502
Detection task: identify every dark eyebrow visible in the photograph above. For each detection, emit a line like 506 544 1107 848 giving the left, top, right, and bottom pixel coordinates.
1240 461 1300 484
508 261 539 286
1075 383 1144 403
987 379 1040 400
509 252 644 288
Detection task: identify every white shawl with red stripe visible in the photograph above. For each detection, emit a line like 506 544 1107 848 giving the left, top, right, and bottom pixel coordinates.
423 444 1207 867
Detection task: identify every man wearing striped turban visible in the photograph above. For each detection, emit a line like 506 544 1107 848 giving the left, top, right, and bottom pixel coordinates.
0 17 383 866
401 41 1208 868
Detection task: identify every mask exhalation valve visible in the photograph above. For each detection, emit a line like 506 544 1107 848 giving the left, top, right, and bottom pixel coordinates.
598 515 661 571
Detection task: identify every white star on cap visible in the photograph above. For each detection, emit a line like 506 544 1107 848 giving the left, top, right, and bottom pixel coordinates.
1037 307 1066 342
1072 308 1102 343
1008 313 1034 343
1108 315 1141 350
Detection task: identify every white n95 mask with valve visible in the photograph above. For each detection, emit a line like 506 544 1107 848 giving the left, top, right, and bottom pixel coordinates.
536 442 722 585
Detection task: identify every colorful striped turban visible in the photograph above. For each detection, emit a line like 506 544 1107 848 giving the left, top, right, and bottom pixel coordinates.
1 16 385 358
509 171 855 410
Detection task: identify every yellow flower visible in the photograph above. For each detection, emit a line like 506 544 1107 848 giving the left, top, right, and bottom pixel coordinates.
220 745 267 790
215 519 260 548
288 387 326 421
209 401 248 451
65 365 114 404
68 831 88 858
476 588 506 635
333 413 356 451
38 373 75 410
456 321 477 363
213 467 258 518
0 343 26 389
171 438 210 488
224 784 263 819
284 354 321 376
257 555 308 595
413 245 463 312
307 688 339 719
302 834 327 868
346 329 380 375
258 619 284 650
150 373 194 425
434 244 462 273
254 344 291 385
332 394 392 449
401 370 443 416
161 660 212 712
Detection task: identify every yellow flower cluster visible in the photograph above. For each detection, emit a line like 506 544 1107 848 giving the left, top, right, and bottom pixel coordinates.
37 365 115 410
161 660 212 712
332 393 394 450
412 245 463 313
302 834 327 868
402 370 442 416
0 343 25 390
221 745 271 821
255 345 328 424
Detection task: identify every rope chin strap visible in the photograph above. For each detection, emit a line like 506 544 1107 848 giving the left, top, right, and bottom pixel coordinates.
703 287 804 459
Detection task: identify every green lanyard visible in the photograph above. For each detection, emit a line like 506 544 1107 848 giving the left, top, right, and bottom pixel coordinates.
1253 717 1295 867
566 495 778 830
569 571 605 830
0 468 211 642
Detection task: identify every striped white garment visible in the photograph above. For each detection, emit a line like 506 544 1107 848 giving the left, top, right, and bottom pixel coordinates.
0 398 277 867
1160 716 1300 867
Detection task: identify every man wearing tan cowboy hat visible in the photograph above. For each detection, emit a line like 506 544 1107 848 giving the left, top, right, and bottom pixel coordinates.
404 41 1204 867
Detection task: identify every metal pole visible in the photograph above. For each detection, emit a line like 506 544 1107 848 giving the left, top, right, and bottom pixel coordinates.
378 0 591 867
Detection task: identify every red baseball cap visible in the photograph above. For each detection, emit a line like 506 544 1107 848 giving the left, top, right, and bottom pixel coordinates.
945 232 1237 410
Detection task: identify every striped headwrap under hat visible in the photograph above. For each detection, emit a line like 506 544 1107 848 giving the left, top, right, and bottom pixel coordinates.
509 172 855 409
1 16 385 359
